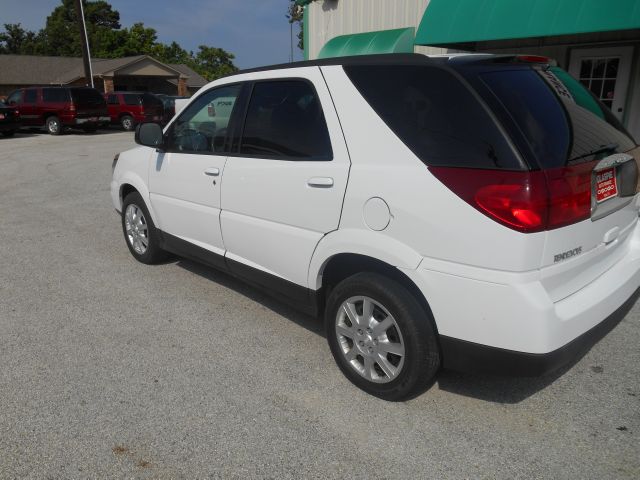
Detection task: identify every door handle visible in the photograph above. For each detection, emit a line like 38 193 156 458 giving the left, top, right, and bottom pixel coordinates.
204 167 220 176
307 177 334 188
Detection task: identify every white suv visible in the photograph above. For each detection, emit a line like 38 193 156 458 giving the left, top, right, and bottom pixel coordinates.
111 54 640 400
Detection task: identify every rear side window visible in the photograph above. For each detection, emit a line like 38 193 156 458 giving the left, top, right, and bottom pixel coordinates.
123 94 141 105
43 88 69 103
240 80 332 160
107 94 119 105
344 65 522 169
140 93 162 108
480 67 636 168
70 88 105 106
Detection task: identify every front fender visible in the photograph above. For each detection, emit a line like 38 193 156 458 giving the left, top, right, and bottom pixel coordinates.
307 228 423 289
114 172 160 227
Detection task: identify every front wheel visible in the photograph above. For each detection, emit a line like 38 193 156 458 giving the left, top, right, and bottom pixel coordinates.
46 116 62 135
121 192 168 264
325 272 440 401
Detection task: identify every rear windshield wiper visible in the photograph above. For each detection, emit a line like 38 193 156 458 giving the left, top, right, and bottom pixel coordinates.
569 143 618 163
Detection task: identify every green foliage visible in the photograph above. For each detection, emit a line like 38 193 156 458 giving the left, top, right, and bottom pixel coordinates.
0 0 237 81
286 1 304 51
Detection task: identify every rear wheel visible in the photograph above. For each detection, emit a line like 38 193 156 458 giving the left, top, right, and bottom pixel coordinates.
121 192 168 264
325 272 440 401
46 116 62 135
120 115 134 131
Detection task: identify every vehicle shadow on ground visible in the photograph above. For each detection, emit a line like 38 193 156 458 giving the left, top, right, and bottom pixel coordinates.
436 363 576 404
15 127 127 137
175 257 582 404
176 258 324 336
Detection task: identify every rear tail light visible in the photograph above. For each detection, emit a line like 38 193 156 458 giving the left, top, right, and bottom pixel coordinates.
429 163 596 233
69 103 76 112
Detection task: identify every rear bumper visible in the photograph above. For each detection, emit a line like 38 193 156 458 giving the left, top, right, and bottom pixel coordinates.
439 285 640 376
401 220 640 376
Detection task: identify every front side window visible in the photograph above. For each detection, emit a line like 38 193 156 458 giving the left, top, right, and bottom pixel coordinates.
167 84 241 154
240 80 332 160
24 89 37 104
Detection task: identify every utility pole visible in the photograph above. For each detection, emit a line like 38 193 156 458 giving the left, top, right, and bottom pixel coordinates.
74 0 94 87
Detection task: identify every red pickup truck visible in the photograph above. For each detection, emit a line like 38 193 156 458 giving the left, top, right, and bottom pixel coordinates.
104 92 164 131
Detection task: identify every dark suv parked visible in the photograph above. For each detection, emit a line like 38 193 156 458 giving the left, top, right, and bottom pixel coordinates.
5 86 109 135
104 92 164 131
0 100 21 137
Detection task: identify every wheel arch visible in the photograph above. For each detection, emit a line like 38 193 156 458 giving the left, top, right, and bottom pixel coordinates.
309 230 436 331
117 174 159 226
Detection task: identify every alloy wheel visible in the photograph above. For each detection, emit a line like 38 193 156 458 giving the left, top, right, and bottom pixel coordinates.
124 204 149 255
335 296 405 383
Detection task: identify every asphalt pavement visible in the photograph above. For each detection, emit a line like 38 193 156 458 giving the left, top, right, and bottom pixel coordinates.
0 129 638 479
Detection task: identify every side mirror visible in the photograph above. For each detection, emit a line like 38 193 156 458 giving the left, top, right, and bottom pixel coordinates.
135 122 164 150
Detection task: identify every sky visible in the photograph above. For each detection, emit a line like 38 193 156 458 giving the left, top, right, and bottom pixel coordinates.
0 0 304 68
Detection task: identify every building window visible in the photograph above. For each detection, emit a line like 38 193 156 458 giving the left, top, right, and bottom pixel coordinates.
578 57 619 109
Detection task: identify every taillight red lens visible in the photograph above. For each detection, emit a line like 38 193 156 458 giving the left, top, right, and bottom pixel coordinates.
430 164 595 233
545 162 594 229
69 103 76 112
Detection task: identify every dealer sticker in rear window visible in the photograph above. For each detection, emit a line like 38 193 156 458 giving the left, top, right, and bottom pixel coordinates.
595 167 618 203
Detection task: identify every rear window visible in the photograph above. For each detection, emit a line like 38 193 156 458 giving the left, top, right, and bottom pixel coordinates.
70 88 105 106
43 88 69 103
344 65 523 170
480 67 636 168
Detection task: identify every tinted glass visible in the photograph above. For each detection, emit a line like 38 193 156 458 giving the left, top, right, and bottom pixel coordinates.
168 84 241 154
107 94 119 105
240 81 332 159
140 93 163 108
70 88 105 106
123 94 141 105
43 88 69 103
481 67 635 168
7 91 22 105
345 65 521 169
24 89 37 103
480 69 570 168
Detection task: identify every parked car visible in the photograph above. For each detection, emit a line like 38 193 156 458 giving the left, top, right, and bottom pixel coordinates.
155 94 189 125
104 92 164 131
111 53 640 400
5 86 109 135
0 99 21 137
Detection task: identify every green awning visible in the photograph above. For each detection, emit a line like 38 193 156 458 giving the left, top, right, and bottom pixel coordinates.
318 28 415 59
416 0 640 46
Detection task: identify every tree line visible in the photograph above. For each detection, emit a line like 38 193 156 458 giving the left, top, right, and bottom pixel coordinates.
0 0 237 81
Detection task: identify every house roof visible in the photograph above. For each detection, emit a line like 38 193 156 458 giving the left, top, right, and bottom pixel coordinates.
0 54 202 87
168 64 208 88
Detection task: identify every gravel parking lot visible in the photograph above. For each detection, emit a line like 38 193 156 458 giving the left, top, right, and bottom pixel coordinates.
0 130 639 479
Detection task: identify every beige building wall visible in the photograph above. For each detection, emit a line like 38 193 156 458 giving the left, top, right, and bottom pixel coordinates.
307 0 458 59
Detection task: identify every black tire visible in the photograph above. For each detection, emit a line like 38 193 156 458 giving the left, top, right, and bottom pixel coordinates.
120 115 134 131
2 130 15 137
46 116 62 135
325 272 440 401
121 192 168 264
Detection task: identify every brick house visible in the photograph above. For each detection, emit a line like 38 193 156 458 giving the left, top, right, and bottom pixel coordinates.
0 54 207 98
